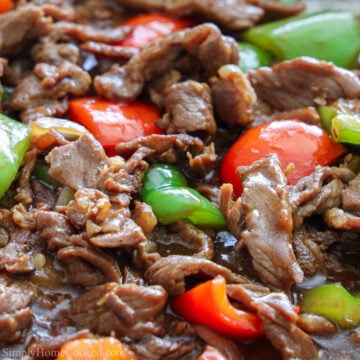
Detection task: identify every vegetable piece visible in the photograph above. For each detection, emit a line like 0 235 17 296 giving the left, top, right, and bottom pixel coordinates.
118 13 192 48
301 283 360 328
238 42 273 72
0 0 13 13
56 337 137 360
0 113 30 198
68 98 163 155
319 105 360 145
30 118 90 150
242 10 360 69
171 275 264 338
198 346 228 360
141 164 226 228
220 120 346 197
32 162 59 189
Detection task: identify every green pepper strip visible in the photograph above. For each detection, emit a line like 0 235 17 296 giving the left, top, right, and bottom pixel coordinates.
302 283 360 328
238 42 273 72
0 113 30 198
141 164 226 228
32 162 60 189
319 105 360 145
242 10 360 69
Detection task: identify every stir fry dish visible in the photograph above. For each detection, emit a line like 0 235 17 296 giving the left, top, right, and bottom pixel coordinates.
1 0 360 359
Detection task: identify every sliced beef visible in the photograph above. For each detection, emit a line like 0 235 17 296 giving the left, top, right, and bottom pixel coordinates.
273 106 321 125
342 173 360 216
248 57 360 111
238 154 303 290
226 283 318 360
80 41 139 60
66 189 145 248
297 314 336 336
210 64 256 127
0 276 36 343
0 4 51 56
94 23 239 101
31 180 58 208
248 0 305 20
9 61 91 122
169 220 214 259
1 209 46 274
161 80 217 137
69 282 167 339
115 0 264 30
130 334 194 360
47 135 108 190
132 201 158 234
145 255 249 296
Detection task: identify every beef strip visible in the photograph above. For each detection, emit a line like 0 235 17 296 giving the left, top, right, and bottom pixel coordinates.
80 41 139 60
9 61 91 122
238 153 303 291
145 255 249 296
69 282 167 340
226 283 318 360
115 0 264 30
31 180 58 208
47 135 108 190
210 64 256 127
132 201 158 234
130 334 194 360
342 173 360 216
0 4 51 57
297 314 336 336
248 57 360 111
94 23 239 101
0 276 37 343
1 209 46 274
161 80 217 137
248 0 305 20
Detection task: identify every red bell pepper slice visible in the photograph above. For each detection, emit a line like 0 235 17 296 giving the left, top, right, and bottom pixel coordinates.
170 276 264 338
0 0 13 13
221 119 346 197
118 13 192 48
68 97 163 155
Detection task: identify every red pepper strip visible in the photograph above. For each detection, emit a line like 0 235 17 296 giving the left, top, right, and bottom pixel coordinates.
68 97 163 155
198 346 229 360
170 276 264 338
118 13 192 48
0 0 13 13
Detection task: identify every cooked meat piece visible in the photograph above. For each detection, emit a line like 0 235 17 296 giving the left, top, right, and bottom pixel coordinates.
32 40 81 66
161 80 217 136
36 210 74 250
238 154 303 290
0 4 51 56
130 334 194 360
47 135 108 190
297 314 336 336
194 325 245 360
248 0 305 20
211 64 256 127
342 173 360 216
28 330 94 360
115 0 264 30
94 23 239 101
31 180 58 208
132 201 158 234
248 57 360 111
169 220 214 259
273 106 321 125
145 255 249 296
69 282 167 339
80 41 139 60
1 210 46 274
57 245 122 283
9 61 91 121
0 276 36 343
324 208 360 231
50 21 132 43
15 149 37 206
227 283 318 360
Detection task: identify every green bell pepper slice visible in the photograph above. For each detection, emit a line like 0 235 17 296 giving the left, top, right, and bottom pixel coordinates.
319 104 360 145
141 164 226 228
0 113 30 198
242 10 360 69
302 283 360 328
238 42 274 72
